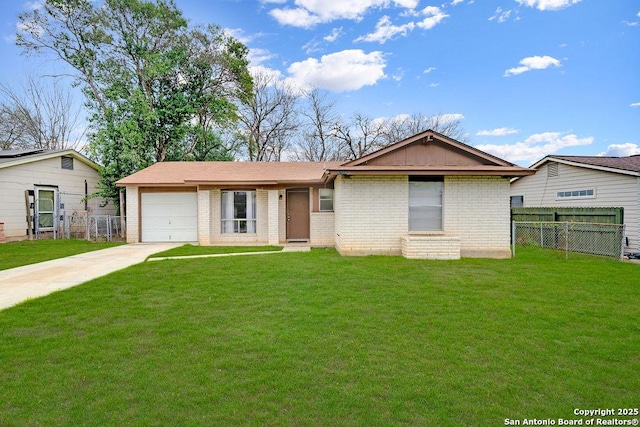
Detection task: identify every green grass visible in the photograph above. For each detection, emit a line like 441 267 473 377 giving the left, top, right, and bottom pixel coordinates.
0 246 638 425
0 239 124 271
148 244 283 258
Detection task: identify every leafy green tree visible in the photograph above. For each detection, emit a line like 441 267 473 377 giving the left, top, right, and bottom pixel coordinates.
17 0 252 204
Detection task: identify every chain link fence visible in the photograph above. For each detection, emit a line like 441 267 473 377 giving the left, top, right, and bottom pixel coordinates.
512 221 626 260
62 213 126 242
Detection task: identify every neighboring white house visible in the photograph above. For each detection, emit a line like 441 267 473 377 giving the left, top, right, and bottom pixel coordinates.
510 155 640 253
0 149 114 241
117 130 534 259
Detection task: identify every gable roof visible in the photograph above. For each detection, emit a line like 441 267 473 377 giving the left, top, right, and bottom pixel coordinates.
526 155 640 177
0 149 100 170
116 161 343 187
325 129 534 178
116 130 535 187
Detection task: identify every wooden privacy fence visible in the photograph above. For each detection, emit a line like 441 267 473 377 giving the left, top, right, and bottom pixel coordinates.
511 207 624 225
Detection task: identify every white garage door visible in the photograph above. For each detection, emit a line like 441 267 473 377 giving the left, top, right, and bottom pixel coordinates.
141 192 198 242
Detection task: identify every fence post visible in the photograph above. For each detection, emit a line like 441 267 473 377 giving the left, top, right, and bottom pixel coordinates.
619 224 626 261
512 220 516 257
565 222 569 260
540 222 544 247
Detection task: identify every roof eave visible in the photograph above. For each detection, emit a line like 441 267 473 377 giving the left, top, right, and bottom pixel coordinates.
0 149 100 171
326 167 535 178
531 156 640 177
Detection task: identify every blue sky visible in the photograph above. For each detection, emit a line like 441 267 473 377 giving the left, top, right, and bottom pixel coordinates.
1 0 638 166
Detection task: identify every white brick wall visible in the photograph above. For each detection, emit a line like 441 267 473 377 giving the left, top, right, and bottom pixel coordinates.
401 235 461 260
310 212 334 246
125 186 139 243
444 176 512 258
268 189 279 245
197 188 211 245
335 175 408 255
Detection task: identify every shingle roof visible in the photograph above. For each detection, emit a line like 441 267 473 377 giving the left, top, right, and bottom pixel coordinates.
116 161 344 186
551 155 640 173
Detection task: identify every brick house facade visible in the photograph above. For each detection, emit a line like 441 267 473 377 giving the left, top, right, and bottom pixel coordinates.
117 130 534 259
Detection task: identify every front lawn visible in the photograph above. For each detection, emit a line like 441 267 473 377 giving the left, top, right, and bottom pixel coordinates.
148 244 283 258
0 239 124 271
0 247 638 425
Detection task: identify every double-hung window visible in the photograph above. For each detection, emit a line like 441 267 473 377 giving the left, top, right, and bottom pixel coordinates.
409 176 443 232
319 189 334 211
221 190 256 233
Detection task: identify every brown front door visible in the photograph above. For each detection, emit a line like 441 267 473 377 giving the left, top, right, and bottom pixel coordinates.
286 189 310 240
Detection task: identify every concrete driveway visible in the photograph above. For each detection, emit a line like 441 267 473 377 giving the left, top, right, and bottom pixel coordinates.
0 243 181 311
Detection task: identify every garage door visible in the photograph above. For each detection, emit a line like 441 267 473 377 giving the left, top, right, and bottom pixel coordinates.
141 192 198 242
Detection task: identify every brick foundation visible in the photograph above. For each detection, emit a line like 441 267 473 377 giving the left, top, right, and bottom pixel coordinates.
401 234 461 260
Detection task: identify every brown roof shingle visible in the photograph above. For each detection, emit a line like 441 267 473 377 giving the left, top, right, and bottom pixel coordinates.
552 155 640 173
116 161 343 186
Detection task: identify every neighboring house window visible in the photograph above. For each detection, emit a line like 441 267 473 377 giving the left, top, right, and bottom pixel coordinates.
409 176 443 232
221 190 256 233
511 195 524 208
319 189 334 211
61 156 74 170
547 162 558 177
556 189 595 199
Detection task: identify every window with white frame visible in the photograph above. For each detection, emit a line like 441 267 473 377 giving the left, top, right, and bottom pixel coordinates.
556 189 595 199
221 190 256 233
409 176 443 232
319 188 334 211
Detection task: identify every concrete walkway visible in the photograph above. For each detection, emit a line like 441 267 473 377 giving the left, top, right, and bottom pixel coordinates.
0 243 180 311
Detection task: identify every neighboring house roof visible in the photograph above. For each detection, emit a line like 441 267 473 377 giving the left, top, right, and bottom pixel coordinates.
116 129 535 187
0 149 100 170
519 154 640 179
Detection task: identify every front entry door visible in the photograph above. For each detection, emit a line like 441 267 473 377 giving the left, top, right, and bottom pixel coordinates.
286 189 310 241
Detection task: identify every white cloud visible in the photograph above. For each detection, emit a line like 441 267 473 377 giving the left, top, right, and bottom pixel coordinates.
423 67 436 74
489 7 512 23
270 7 322 28
286 49 386 92
429 82 439 87
476 127 518 136
597 143 640 157
355 6 447 43
622 20 638 27
516 0 582 11
630 102 640 107
269 0 419 28
451 0 464 5
416 6 448 29
247 48 276 66
324 27 344 42
504 55 561 76
356 16 415 43
437 113 465 123
475 132 594 164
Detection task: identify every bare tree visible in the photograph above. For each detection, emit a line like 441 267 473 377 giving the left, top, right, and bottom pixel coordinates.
334 113 387 160
237 68 299 161
379 112 468 145
0 77 85 151
293 88 343 161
